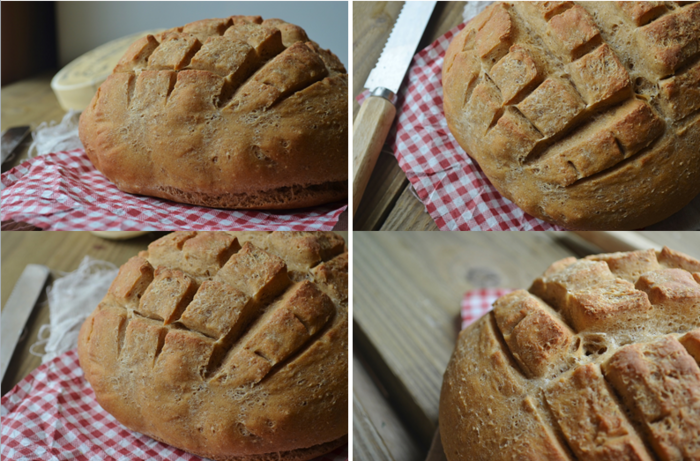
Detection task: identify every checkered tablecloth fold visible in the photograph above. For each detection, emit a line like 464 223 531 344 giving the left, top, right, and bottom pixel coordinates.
1 349 347 461
358 24 564 231
461 288 514 330
1 149 346 231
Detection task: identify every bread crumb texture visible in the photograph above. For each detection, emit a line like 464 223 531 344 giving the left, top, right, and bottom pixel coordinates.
443 2 700 229
78 231 348 461
79 17 348 210
440 246 700 461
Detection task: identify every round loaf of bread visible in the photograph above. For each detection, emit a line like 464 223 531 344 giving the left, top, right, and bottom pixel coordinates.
78 231 348 460
440 246 700 461
443 2 700 230
79 16 348 209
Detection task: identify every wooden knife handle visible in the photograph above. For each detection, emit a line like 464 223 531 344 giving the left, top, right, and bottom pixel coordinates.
352 95 397 215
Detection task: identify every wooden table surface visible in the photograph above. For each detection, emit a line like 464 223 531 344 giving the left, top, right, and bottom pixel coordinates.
353 231 700 460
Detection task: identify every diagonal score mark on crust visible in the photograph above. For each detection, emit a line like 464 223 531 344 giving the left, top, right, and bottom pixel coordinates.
529 98 666 186
540 1 575 21
204 280 336 384
616 1 669 27
224 42 330 113
543 362 657 461
255 307 339 388
487 311 529 379
601 336 700 460
125 74 137 108
200 245 347 383
145 231 242 281
116 315 130 357
492 289 580 379
228 231 347 273
634 2 700 79
565 132 664 189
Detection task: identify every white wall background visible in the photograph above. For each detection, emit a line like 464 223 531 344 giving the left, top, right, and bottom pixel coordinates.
56 1 348 67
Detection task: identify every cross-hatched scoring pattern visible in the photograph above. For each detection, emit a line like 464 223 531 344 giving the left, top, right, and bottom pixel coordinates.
440 247 700 461
79 231 348 460
109 15 342 117
443 1 700 229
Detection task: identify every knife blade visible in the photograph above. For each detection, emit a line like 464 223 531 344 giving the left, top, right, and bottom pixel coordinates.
353 1 437 215
1 125 31 166
1 264 50 384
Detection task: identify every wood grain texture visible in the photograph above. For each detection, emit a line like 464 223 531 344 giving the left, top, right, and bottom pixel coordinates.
353 150 408 230
353 96 397 214
381 185 439 231
638 231 700 256
354 231 700 461
353 353 424 461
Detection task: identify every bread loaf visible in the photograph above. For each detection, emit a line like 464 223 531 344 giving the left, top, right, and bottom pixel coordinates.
79 16 348 210
440 246 700 461
78 231 348 460
443 2 700 229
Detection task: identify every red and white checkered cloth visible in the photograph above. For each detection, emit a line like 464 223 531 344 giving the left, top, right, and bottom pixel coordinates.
461 288 514 330
0 149 346 231
1 349 348 461
357 23 564 231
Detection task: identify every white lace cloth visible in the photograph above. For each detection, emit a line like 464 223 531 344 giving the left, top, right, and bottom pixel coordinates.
30 256 118 363
27 109 84 159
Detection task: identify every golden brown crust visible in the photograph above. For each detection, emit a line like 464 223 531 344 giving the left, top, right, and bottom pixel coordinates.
440 246 700 461
79 17 348 210
78 232 347 459
443 2 700 229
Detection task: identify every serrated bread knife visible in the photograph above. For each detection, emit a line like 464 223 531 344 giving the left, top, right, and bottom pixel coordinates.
1 264 50 385
353 1 437 214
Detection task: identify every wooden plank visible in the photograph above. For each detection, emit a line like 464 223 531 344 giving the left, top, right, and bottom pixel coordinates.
420 2 467 46
638 231 700 256
354 150 408 230
353 232 574 447
353 352 425 461
381 185 438 231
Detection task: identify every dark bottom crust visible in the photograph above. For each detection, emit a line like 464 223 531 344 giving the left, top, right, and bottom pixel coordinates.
147 433 348 461
128 181 348 210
